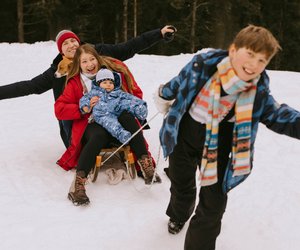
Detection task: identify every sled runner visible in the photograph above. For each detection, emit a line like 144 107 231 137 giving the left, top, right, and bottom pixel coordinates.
90 144 136 182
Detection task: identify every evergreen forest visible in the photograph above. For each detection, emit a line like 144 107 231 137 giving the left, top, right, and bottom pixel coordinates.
1 0 300 71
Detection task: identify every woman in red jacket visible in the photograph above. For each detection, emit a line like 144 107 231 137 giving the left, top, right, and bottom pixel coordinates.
55 44 161 206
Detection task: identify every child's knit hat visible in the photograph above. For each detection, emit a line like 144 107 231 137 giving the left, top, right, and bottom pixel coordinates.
96 68 115 84
56 30 80 54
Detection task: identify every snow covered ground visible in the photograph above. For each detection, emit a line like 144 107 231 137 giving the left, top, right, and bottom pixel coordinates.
0 41 300 250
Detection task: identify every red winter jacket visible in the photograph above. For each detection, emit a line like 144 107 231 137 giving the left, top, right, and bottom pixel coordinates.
54 65 144 171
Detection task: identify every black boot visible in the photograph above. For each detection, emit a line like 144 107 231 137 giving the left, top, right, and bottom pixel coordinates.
168 219 185 234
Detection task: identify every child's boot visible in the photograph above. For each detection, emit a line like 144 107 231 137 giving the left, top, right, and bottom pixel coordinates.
137 155 161 184
68 170 90 206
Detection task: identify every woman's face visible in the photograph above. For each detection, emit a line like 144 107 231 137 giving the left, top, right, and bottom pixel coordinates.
61 38 80 59
79 52 99 75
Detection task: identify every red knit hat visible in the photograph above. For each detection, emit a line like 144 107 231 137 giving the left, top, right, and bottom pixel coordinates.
56 30 80 54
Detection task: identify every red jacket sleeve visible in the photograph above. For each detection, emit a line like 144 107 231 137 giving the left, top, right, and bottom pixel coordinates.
54 77 84 120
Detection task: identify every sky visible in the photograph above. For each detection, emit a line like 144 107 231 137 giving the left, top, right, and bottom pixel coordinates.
0 41 300 250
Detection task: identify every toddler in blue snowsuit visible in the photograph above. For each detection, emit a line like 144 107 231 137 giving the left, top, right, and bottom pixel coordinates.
79 68 148 144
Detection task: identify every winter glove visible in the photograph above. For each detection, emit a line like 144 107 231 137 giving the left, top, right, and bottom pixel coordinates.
162 25 177 42
134 104 148 120
153 86 174 114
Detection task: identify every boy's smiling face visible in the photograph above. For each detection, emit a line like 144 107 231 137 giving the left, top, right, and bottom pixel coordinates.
229 46 270 82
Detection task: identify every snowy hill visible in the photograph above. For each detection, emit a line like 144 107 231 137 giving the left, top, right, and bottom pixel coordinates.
0 41 300 250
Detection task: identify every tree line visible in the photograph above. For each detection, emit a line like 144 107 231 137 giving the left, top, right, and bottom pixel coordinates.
1 0 300 71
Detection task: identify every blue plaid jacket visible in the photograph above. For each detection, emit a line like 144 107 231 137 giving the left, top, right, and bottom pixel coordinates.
159 49 300 192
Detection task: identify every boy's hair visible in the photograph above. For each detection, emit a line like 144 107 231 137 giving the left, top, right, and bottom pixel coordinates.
232 24 281 59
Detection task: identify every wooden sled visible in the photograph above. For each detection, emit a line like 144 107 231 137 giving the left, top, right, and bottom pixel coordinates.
90 145 136 183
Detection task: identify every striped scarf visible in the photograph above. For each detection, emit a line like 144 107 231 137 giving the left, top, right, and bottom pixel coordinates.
197 56 259 186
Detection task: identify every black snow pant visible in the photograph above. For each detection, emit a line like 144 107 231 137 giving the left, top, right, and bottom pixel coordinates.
77 111 148 176
59 119 72 148
166 113 233 250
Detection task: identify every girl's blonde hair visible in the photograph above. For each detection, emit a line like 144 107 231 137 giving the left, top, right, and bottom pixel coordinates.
66 44 136 93
232 24 282 59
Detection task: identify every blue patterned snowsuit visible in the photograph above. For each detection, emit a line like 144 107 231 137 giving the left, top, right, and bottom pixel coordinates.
79 76 147 144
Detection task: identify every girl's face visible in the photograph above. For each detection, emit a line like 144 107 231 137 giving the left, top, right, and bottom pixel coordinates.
61 38 80 59
80 52 99 75
229 45 270 82
99 80 114 92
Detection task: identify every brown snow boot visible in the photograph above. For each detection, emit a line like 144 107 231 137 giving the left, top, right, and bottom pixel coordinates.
68 171 90 206
137 155 162 185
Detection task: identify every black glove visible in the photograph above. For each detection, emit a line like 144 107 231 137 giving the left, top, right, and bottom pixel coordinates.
163 25 177 42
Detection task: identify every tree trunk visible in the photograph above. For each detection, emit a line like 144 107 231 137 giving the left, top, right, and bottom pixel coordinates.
133 0 137 37
123 0 128 41
211 0 234 49
190 0 197 52
17 0 24 43
115 13 120 43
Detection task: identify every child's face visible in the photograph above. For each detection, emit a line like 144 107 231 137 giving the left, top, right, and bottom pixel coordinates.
80 52 99 75
99 80 114 92
229 46 270 82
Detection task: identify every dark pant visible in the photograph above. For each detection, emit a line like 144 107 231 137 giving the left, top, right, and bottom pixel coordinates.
59 120 73 148
77 112 148 176
166 113 233 250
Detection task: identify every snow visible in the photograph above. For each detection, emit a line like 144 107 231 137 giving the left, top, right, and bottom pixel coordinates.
1 41 300 250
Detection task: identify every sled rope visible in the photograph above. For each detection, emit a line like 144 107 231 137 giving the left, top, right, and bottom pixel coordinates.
100 111 160 166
